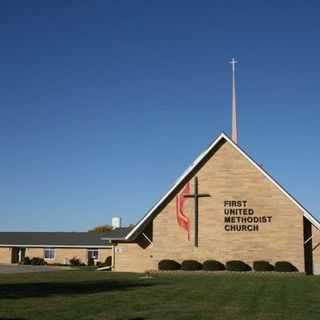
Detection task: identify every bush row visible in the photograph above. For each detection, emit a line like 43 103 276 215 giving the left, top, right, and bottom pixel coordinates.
96 256 112 268
21 257 46 265
20 256 112 267
158 259 298 272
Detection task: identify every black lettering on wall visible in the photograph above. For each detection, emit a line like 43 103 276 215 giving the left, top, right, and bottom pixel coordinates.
224 200 272 232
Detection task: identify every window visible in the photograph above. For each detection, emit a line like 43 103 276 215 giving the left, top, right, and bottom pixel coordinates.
87 249 99 260
44 248 55 260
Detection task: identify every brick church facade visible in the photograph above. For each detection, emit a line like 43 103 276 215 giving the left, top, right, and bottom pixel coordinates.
106 133 320 274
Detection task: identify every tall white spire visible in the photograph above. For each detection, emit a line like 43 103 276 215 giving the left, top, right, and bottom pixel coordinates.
229 57 238 144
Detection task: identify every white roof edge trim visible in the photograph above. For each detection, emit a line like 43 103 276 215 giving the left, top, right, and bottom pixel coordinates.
125 132 320 240
125 133 228 240
223 135 320 231
101 237 127 241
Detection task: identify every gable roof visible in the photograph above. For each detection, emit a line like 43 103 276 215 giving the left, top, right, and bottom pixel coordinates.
124 132 320 240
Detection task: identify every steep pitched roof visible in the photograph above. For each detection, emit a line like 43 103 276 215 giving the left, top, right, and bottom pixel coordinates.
125 132 320 240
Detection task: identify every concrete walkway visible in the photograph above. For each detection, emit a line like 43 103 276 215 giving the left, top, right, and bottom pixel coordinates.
0 264 73 273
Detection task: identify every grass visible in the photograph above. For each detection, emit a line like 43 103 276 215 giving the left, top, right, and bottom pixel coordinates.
0 271 320 320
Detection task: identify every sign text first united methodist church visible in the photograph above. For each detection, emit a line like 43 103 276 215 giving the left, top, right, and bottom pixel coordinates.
224 200 272 232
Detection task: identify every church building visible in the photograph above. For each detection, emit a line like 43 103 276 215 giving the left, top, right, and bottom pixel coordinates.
105 132 320 274
104 59 320 275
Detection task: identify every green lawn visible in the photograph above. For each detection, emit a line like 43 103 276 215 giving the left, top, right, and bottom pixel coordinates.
0 271 320 320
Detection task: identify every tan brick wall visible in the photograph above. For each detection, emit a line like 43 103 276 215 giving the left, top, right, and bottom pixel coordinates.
0 247 112 265
0 248 11 263
115 140 306 272
26 248 43 260
113 243 153 272
99 248 112 264
26 247 111 264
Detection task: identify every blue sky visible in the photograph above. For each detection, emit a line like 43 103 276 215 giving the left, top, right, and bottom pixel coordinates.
1 1 320 231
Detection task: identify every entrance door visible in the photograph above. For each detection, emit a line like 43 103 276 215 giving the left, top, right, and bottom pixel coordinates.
303 217 314 275
11 248 25 264
11 247 19 263
20 248 26 262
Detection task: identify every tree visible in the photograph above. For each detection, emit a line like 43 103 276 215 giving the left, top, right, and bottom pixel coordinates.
88 225 113 233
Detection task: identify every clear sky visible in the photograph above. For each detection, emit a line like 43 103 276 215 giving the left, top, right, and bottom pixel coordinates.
1 1 320 231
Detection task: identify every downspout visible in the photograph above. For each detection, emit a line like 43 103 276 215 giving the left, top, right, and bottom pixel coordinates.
112 243 115 270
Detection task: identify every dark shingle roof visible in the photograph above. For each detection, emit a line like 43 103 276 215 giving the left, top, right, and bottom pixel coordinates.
0 228 131 247
102 227 133 240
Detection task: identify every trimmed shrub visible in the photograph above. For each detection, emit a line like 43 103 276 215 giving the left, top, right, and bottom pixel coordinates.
253 261 274 272
158 259 181 271
21 256 31 265
274 261 298 272
181 260 202 271
203 260 225 271
30 257 46 265
96 256 112 268
88 258 95 266
226 260 251 272
105 256 112 266
70 257 85 266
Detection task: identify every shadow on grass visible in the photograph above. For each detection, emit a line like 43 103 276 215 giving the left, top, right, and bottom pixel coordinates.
0 318 27 320
0 279 160 300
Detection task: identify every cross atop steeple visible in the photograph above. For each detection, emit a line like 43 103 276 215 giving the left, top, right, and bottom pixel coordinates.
229 57 238 71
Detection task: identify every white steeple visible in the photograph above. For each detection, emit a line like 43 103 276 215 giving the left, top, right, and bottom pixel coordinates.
229 57 238 144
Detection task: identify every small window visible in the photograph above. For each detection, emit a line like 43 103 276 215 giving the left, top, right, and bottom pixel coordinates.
44 248 55 260
88 249 99 260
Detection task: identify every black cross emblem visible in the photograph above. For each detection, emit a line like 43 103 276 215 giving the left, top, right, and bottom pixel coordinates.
184 176 210 247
